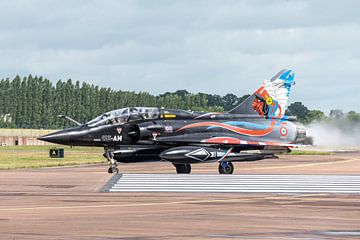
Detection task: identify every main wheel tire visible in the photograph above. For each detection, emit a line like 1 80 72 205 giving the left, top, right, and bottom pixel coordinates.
219 162 234 174
174 164 191 174
184 164 191 174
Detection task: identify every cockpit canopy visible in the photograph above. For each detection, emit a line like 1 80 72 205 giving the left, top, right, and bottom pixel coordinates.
86 107 159 127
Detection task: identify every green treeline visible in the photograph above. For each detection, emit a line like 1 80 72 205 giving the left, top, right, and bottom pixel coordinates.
0 75 246 128
0 75 359 129
286 102 360 125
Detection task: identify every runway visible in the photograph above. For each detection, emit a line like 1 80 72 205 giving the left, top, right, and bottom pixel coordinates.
1 152 360 239
104 173 360 194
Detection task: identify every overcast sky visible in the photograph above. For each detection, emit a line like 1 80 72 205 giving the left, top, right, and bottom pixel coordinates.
0 0 359 113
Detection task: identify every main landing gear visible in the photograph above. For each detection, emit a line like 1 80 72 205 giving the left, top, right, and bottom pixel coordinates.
218 147 234 174
218 161 234 174
105 148 119 174
173 163 191 174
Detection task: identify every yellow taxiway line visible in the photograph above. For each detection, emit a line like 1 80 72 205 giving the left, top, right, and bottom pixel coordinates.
0 198 241 212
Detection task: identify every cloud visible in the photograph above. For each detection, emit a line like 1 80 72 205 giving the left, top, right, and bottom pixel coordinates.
0 0 359 113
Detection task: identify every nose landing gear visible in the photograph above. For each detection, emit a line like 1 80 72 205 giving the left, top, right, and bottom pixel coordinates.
105 148 119 174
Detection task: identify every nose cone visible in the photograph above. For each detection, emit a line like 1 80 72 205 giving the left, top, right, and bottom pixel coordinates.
38 130 71 145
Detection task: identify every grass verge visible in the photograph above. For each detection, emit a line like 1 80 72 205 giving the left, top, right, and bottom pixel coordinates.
289 150 333 155
0 145 105 169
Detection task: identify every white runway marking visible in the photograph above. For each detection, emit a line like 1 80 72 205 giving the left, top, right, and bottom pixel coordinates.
104 174 360 194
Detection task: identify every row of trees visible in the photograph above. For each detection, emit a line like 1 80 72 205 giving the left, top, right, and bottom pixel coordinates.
0 75 358 129
0 75 246 128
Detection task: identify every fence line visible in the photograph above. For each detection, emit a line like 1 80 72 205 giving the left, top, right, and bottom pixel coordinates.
0 128 57 137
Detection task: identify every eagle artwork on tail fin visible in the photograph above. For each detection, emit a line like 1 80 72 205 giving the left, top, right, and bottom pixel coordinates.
229 69 295 119
253 69 295 119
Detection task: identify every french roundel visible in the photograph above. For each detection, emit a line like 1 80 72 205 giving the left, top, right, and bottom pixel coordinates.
280 127 288 136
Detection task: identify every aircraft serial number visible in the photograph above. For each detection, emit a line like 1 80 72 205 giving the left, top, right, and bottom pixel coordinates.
101 135 123 142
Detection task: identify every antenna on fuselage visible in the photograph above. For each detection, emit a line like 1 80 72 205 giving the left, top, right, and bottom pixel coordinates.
57 115 82 126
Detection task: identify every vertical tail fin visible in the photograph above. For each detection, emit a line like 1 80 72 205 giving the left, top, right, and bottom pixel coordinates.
229 69 295 118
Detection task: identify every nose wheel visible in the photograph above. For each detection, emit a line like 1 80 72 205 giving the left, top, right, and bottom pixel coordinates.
108 165 119 174
219 161 234 174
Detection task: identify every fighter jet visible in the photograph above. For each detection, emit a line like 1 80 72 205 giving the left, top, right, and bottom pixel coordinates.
39 69 306 174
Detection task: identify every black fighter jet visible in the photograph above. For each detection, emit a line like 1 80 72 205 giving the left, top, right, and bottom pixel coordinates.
39 69 306 174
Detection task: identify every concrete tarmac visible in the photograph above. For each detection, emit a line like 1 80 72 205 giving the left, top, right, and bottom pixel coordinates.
0 152 360 239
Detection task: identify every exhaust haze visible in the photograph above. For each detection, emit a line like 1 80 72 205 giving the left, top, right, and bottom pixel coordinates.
307 121 360 146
